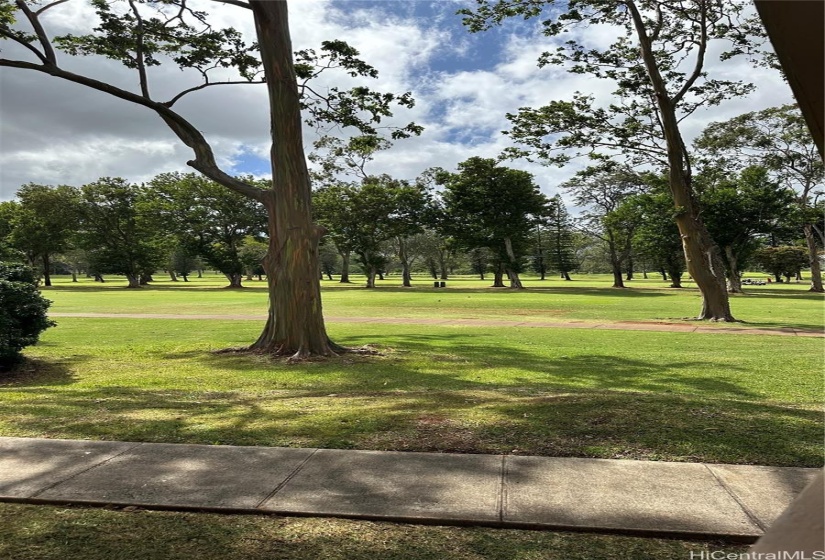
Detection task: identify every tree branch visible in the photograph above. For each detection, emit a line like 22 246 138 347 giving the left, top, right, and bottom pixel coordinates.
210 0 252 9
128 0 151 98
164 78 265 107
672 0 708 105
0 57 266 202
15 0 57 64
0 25 49 64
34 0 70 16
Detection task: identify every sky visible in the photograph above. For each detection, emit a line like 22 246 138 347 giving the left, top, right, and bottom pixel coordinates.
0 0 796 204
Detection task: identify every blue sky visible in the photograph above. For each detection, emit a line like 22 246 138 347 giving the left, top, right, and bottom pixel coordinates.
0 0 795 203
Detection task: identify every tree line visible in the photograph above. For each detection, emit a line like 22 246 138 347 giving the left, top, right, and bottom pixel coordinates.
1 0 822 358
2 103 820 293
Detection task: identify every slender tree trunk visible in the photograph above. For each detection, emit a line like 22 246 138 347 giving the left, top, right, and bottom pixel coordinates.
378 270 385 281
126 273 141 288
629 2 734 321
40 253 52 286
170 271 178 282
611 261 625 288
402 265 412 287
225 273 244 288
803 224 824 292
197 269 203 278
562 271 571 281
503 237 524 289
246 2 342 358
339 250 351 283
181 273 189 282
607 238 625 288
71 268 78 282
661 269 668 281
724 246 743 293
625 255 634 281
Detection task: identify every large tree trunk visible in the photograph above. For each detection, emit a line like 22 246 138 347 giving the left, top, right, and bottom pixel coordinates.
225 273 244 288
629 2 734 321
248 1 341 358
562 271 571 281
126 273 141 288
339 250 351 283
724 246 743 294
42 253 52 287
803 224 824 292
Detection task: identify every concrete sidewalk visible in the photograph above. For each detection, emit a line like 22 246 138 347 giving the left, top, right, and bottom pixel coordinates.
0 437 819 542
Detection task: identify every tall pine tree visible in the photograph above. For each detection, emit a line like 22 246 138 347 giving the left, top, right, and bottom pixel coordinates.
547 196 578 280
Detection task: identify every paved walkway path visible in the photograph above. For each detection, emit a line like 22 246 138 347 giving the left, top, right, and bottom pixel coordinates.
50 313 824 337
1 437 819 541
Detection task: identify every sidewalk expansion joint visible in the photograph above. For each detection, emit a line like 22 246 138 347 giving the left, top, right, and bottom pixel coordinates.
497 455 507 524
28 441 144 499
254 448 319 509
703 464 767 533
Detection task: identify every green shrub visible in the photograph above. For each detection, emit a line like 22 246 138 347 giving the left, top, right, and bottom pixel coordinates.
0 262 55 370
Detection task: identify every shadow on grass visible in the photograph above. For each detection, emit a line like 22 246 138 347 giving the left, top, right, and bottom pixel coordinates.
3 384 821 468
166 333 757 401
0 503 743 560
0 357 81 387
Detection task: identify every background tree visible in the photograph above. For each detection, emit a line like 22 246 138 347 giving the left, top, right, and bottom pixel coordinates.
0 0 420 358
5 184 79 286
0 262 55 371
169 244 199 282
75 178 165 288
631 189 686 288
697 166 795 292
149 173 267 288
462 0 766 320
545 195 578 280
318 240 340 281
695 104 825 292
563 167 643 288
238 236 268 281
439 157 549 289
0 201 23 262
753 246 809 283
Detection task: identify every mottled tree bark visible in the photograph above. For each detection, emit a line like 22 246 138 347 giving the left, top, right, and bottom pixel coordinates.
247 1 341 358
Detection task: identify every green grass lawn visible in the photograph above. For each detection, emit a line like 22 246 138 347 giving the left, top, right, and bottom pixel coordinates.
4 316 822 467
3 273 822 557
42 273 825 331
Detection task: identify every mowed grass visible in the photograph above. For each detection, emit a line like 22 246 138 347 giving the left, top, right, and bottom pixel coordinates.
4 316 822 467
42 272 825 331
0 503 747 560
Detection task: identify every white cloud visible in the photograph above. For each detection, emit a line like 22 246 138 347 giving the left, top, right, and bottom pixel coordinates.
0 0 797 211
